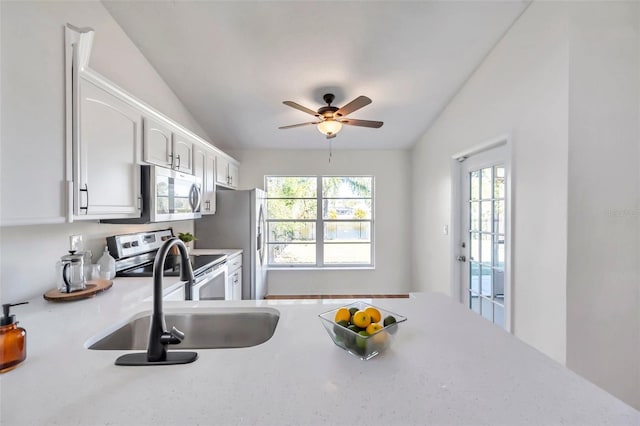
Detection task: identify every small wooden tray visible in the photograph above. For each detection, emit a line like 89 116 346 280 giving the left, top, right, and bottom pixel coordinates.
43 279 113 302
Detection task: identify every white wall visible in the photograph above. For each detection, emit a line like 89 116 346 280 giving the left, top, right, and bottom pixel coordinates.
411 1 569 363
232 149 412 295
566 1 640 410
0 1 204 302
411 0 639 410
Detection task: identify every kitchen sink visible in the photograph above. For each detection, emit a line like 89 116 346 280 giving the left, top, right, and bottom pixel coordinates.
87 307 279 350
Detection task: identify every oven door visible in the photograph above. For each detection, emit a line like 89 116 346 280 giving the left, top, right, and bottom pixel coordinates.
192 264 228 301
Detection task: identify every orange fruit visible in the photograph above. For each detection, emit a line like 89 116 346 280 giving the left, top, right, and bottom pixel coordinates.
334 307 351 323
364 307 382 323
351 310 371 328
366 323 383 334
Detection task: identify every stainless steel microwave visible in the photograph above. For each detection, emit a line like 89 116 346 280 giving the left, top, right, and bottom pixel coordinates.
102 165 201 224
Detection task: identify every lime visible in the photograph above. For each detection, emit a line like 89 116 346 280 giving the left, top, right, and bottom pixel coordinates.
383 315 397 327
348 307 359 317
384 315 398 335
355 330 370 351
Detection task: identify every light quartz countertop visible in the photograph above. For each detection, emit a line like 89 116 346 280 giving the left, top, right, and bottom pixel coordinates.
0 275 637 426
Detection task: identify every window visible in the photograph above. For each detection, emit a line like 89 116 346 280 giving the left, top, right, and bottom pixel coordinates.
265 176 374 267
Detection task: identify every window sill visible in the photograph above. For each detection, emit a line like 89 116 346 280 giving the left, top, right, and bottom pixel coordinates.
267 266 375 271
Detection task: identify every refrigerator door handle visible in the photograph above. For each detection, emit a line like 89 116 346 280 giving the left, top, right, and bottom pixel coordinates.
258 204 266 265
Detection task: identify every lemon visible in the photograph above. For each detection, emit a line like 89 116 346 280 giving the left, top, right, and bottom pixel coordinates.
366 323 383 334
351 310 371 328
334 307 351 323
365 307 382 324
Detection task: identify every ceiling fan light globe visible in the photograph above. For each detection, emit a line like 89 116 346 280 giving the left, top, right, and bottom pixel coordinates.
317 120 342 136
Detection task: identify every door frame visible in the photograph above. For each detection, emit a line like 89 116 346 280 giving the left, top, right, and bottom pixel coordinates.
450 135 513 332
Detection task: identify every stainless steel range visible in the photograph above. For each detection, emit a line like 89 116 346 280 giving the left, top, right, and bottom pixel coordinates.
106 229 228 300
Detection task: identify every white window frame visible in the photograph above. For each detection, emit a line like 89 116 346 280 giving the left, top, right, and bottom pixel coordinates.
265 175 375 269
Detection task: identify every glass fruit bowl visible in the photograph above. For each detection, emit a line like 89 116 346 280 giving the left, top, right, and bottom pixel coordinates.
318 301 407 360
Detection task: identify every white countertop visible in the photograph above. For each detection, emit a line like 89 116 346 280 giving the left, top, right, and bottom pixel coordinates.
0 276 637 426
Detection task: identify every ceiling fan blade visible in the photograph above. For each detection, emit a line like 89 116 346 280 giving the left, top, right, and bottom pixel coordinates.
283 101 320 117
340 118 384 128
334 96 372 118
278 122 319 129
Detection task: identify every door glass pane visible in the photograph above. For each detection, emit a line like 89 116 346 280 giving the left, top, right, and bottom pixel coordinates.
481 201 492 232
481 297 493 321
470 171 480 201
470 232 479 262
481 167 492 200
494 166 505 198
480 265 492 297
494 239 505 269
493 269 505 298
470 262 480 293
470 202 480 231
480 233 492 265
494 200 504 234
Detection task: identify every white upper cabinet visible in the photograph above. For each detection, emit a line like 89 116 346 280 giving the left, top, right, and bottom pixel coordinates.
143 118 194 174
216 154 239 189
193 144 216 215
143 118 173 168
74 77 142 219
172 133 194 174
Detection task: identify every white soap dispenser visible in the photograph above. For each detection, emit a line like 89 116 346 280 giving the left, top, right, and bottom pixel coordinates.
97 246 116 280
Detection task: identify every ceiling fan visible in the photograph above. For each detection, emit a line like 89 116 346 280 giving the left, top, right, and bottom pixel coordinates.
279 93 383 139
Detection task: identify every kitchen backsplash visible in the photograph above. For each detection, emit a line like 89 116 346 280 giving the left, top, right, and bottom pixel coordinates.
0 221 193 303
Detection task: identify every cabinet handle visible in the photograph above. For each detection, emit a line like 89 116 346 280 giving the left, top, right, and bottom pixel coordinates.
80 184 89 213
175 154 181 170
205 200 211 211
137 195 142 211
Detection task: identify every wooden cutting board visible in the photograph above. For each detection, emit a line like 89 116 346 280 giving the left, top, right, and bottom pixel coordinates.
43 279 113 302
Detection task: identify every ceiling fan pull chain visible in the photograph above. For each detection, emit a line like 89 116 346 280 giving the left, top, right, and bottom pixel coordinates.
329 139 333 164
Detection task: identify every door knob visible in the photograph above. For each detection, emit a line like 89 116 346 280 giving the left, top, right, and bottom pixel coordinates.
456 255 466 262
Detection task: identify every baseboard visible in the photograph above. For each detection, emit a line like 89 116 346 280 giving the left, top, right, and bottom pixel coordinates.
264 294 410 300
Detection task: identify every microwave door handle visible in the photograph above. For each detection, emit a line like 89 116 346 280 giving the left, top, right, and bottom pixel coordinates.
189 184 201 212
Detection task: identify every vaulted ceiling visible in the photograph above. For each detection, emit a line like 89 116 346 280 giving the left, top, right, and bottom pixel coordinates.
102 1 529 150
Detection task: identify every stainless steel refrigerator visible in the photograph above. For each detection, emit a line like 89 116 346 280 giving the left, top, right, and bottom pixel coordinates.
194 189 267 300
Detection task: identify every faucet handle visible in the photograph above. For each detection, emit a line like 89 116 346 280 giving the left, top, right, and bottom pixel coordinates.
170 326 185 342
160 326 185 345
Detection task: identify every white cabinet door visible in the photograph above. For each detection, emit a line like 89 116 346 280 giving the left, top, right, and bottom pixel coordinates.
172 133 193 174
143 117 173 169
227 269 242 301
215 154 229 186
204 151 217 214
194 145 216 215
215 154 239 189
75 78 141 219
228 161 239 189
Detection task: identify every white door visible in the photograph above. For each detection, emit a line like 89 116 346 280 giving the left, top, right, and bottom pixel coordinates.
456 144 510 330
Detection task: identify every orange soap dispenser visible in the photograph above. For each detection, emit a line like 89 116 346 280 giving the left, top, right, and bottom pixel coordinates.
0 302 28 373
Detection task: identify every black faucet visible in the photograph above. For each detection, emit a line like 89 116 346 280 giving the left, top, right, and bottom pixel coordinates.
115 237 198 366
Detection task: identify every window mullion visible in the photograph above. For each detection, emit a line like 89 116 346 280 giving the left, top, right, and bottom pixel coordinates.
316 176 323 267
